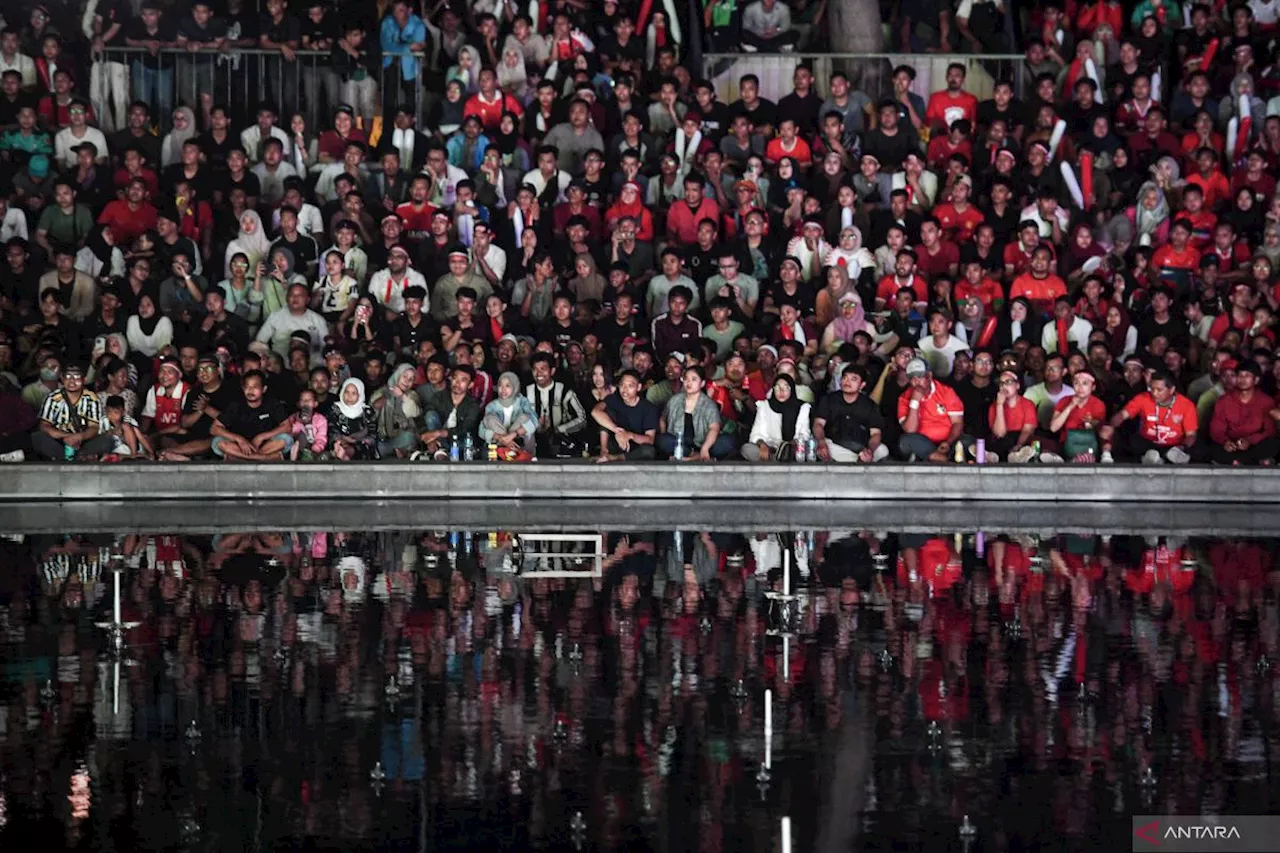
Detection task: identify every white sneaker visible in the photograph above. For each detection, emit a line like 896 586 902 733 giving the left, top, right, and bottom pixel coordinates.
1038 452 1064 464
0 450 23 462
983 451 1000 463
1100 451 1114 464
1142 450 1164 465
1165 446 1191 465
1008 445 1036 464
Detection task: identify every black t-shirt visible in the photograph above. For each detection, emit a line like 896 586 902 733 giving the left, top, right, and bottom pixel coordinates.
955 377 999 439
604 391 660 436
97 0 132 46
123 18 179 68
814 391 883 449
391 312 441 355
975 98 1024 133
271 234 319 277
260 12 301 47
160 163 213 201
298 12 337 63
199 131 238 171
861 127 918 172
776 91 824 137
222 169 261 202
218 397 288 439
730 98 779 131
182 381 243 438
176 13 227 44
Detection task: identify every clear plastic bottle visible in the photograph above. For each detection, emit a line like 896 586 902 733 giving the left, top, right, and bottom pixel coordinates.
449 437 460 461
673 435 684 460
463 433 475 461
807 436 818 462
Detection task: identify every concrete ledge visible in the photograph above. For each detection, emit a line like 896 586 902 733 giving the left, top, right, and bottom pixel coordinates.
1 499 1274 535
2 461 1278 504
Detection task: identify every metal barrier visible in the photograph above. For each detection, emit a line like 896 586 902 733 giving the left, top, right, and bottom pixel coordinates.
702 52 1028 110
99 47 428 133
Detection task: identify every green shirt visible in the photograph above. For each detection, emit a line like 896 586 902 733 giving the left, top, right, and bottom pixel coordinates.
37 203 93 247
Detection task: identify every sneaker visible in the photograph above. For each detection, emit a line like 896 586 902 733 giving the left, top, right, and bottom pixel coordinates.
983 451 1000 463
1008 445 1037 464
1038 452 1064 464
1100 450 1114 464
409 450 425 462
0 450 24 462
433 448 450 462
1142 449 1164 465
1165 446 1191 465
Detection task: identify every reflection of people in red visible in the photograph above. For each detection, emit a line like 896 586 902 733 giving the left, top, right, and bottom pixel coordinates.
898 537 963 597
1123 540 1194 595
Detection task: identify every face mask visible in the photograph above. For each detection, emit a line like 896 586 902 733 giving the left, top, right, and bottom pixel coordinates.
40 367 58 381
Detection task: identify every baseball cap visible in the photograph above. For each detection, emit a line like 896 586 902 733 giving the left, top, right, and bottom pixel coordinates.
905 357 930 377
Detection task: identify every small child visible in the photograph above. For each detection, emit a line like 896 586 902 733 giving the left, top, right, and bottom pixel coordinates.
289 389 329 460
312 251 360 325
104 395 154 459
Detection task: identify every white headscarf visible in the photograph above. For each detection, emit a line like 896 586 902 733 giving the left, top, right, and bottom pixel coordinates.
497 47 529 101
336 377 367 420
161 106 197 168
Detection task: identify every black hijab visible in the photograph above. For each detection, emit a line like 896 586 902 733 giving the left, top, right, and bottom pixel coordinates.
768 374 804 442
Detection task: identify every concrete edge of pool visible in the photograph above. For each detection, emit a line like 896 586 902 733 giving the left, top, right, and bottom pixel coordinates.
3 461 1280 504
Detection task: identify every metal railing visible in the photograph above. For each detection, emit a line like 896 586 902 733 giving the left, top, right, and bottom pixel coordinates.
702 52 1028 109
99 46 430 133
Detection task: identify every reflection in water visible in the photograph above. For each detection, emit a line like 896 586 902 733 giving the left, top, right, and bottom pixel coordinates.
0 529 1276 852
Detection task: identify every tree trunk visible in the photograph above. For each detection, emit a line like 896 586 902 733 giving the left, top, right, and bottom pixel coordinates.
828 0 890 100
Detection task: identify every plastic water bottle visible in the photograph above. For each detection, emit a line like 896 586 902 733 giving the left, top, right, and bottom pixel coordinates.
463 433 475 461
794 437 806 462
449 437 460 461
807 437 818 462
673 435 684 460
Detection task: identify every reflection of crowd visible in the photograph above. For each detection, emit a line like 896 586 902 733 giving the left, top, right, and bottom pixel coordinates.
1 527 1276 849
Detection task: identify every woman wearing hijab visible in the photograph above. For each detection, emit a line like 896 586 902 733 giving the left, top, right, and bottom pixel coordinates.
1104 144 1143 209
75 224 125 281
489 110 532 202
224 210 272 278
820 291 869 355
820 229 876 306
160 106 196 169
497 47 530 103
604 181 656 242
568 253 606 305
742 374 811 460
1125 181 1170 248
1062 222 1107 284
479 371 537 456
814 263 853 328
125 291 173 358
253 244 307 318
374 363 422 458
330 377 380 460
993 297 1044 350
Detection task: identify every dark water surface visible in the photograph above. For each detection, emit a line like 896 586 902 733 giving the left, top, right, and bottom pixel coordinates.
0 526 1276 852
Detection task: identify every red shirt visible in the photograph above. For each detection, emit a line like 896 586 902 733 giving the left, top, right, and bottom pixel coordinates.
925 136 973 172
1122 392 1199 447
1151 243 1202 283
1186 170 1230 209
914 240 960 280
1009 273 1066 311
932 202 985 243
898 379 964 443
1178 210 1216 250
664 198 721 246
464 92 524 133
1002 241 1044 277
1052 394 1107 440
876 273 928 305
97 199 158 246
955 277 1003 312
764 136 813 167
988 396 1038 435
395 201 437 238
925 90 978 130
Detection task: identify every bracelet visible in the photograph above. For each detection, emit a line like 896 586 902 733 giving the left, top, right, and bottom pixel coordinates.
908 400 920 410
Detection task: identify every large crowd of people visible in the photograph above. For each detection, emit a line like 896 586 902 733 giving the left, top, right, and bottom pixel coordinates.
5 525 1275 847
6 0 1280 465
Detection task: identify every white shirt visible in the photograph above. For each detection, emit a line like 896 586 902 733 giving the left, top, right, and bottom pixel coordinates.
472 243 507 282
0 52 36 87
239 125 292 163
54 126 109 170
271 202 324 238
1019 203 1070 239
368 267 427 314
918 333 970 379
0 207 28 242
1040 316 1094 353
